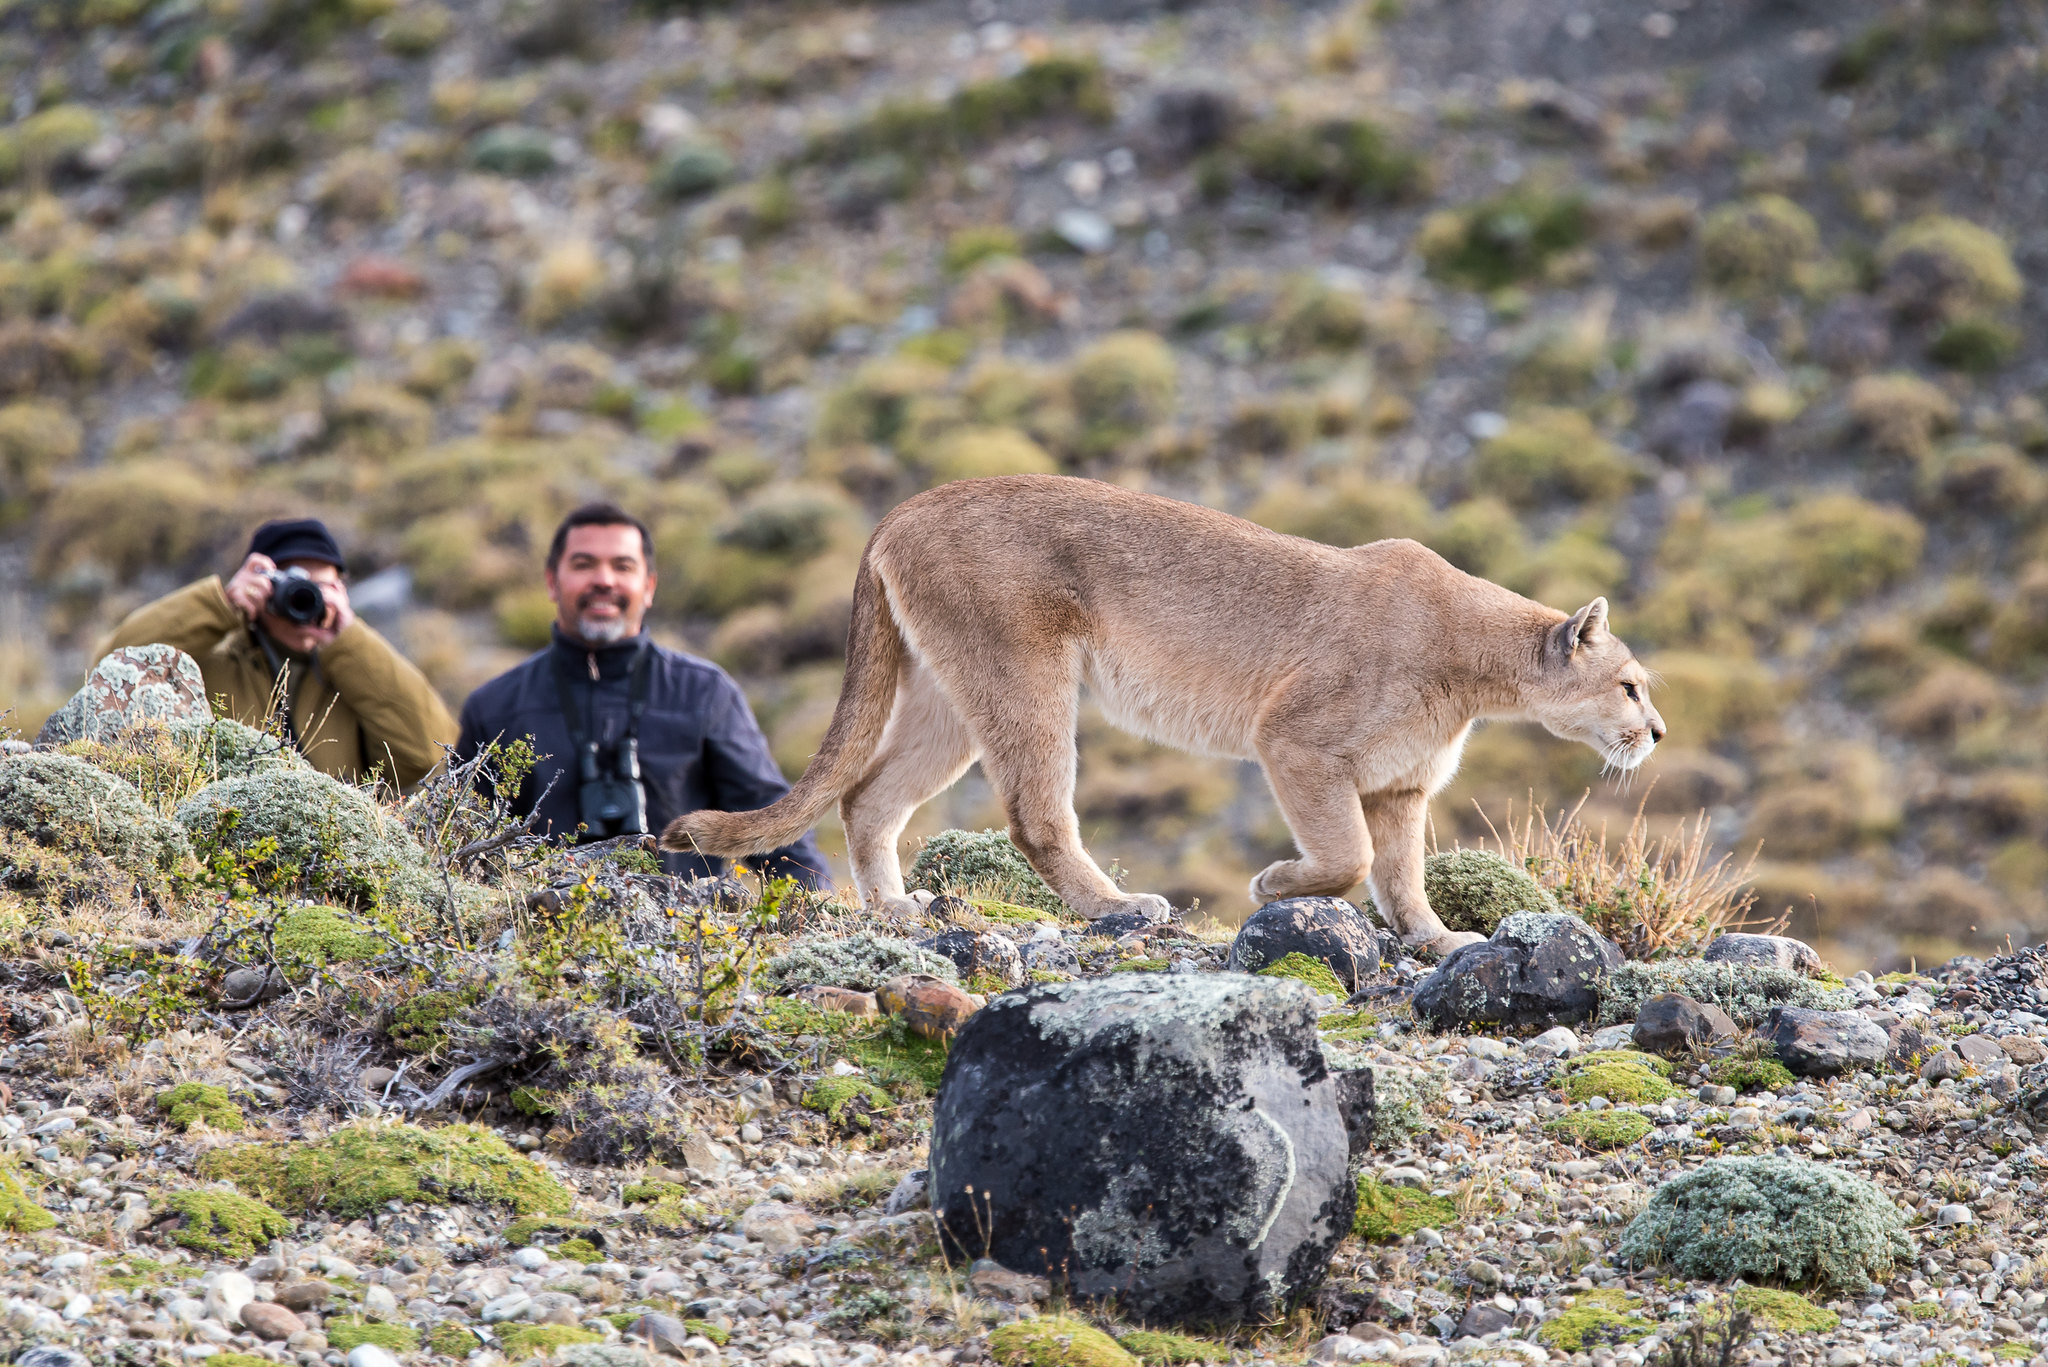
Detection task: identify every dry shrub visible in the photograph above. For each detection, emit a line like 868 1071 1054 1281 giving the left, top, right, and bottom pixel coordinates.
1464 794 1777 959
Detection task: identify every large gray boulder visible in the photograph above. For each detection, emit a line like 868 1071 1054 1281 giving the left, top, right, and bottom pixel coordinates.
1704 933 1825 977
1226 897 1393 992
36 645 210 745
1412 912 1623 1031
928 974 1368 1325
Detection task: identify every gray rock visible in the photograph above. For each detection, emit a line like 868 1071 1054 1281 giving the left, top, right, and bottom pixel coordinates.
916 930 1024 990
1632 994 1738 1056
1956 1034 2004 1068
18 1348 93 1367
882 1169 928 1215
220 967 285 1007
1703 934 1825 977
238 1303 303 1341
1453 1301 1514 1339
1020 938 1081 976
1226 897 1393 993
966 1259 1050 1304
1412 912 1623 1031
1763 1006 1888 1077
35 645 209 746
928 974 1364 1324
624 1313 695 1355
1053 208 1114 254
1920 1050 1964 1082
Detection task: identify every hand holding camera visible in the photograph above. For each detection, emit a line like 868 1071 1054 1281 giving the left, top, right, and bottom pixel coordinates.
225 552 354 652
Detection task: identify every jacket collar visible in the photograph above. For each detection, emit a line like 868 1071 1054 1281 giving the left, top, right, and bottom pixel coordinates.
550 625 650 682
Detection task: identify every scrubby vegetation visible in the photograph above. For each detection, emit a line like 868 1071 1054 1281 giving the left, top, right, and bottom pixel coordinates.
1422 848 1558 935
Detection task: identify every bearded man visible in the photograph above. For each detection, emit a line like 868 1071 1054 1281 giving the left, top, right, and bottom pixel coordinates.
453 501 830 886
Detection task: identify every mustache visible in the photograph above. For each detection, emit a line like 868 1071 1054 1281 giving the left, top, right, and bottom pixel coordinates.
575 589 629 612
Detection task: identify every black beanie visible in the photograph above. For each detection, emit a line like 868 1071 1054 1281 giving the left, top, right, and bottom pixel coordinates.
248 518 344 569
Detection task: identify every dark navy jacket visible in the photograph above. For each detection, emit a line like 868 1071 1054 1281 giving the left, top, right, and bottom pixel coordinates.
453 628 831 887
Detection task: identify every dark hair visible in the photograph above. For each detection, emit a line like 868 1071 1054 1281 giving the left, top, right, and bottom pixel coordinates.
547 502 654 572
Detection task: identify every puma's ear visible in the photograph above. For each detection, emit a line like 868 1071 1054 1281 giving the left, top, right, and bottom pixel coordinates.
1549 597 1610 663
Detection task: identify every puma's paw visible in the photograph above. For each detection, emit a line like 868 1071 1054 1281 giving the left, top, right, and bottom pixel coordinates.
1247 864 1294 904
1411 928 1485 957
874 892 925 919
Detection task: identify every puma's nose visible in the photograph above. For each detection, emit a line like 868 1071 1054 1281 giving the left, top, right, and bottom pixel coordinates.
1649 722 1666 743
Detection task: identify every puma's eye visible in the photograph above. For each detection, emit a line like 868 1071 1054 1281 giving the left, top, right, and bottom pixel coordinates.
1622 681 1640 701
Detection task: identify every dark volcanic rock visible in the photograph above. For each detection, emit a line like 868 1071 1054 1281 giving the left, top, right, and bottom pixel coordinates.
1763 1006 1888 1077
1632 994 1738 1055
1090 907 1172 938
1412 912 1623 1031
1226 897 1393 992
928 974 1362 1325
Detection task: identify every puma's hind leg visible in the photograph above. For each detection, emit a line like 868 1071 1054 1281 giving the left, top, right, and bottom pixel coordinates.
1363 787 1481 955
838 662 979 916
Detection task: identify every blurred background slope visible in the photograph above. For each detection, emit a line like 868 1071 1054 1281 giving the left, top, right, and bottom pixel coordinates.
0 0 2044 969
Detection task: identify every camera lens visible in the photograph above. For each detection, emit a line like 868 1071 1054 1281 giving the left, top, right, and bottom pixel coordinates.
269 574 326 626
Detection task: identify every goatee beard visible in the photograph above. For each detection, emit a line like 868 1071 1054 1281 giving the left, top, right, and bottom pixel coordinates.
576 614 629 645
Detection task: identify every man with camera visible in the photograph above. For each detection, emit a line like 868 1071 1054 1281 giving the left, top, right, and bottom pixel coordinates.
93 518 457 790
454 502 831 887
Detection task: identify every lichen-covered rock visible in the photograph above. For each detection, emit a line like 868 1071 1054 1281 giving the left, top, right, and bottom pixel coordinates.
928 974 1366 1325
1617 1156 1913 1291
764 932 958 993
916 929 1025 989
906 828 1065 915
1597 959 1853 1027
1421 849 1558 936
34 644 209 745
174 767 431 909
1761 1006 1889 1077
0 751 191 878
1702 933 1825 976
1226 897 1392 992
1411 912 1622 1031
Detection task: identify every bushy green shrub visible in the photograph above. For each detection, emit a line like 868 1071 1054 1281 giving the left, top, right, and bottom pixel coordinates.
1699 195 1823 295
1257 952 1346 997
1237 117 1423 206
0 753 191 879
1068 330 1175 458
1878 214 2023 321
1423 848 1559 935
1418 187 1591 290
1247 476 1431 548
906 828 1064 914
764 932 959 992
1617 1157 1912 1290
175 767 433 909
1598 960 1850 1026
1473 408 1638 507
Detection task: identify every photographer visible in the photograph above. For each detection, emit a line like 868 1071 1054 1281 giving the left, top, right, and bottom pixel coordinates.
92 518 457 790
455 502 830 887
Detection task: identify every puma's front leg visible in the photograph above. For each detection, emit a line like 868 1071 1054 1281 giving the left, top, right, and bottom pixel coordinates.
1362 788 1481 956
1251 746 1372 904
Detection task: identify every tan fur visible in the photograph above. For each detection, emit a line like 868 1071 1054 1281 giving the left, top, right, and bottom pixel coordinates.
662 475 1665 952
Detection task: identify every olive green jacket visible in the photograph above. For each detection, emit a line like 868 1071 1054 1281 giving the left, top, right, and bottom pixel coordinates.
93 576 458 791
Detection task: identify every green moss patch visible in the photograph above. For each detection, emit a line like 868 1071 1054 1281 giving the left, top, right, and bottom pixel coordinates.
200 1122 571 1219
1733 1286 1839 1333
1419 187 1592 291
162 1190 289 1260
1537 1289 1654 1352
1318 1010 1379 1041
427 1323 482 1357
1110 957 1171 974
1544 1110 1653 1151
1556 1054 1679 1105
765 1003 953 1097
156 1082 244 1132
503 1215 601 1248
553 1237 602 1264
0 1168 54 1233
1116 1329 1229 1363
1352 1177 1456 1242
803 1077 892 1130
497 1325 601 1360
207 1355 276 1367
1257 952 1347 997
273 904 385 972
683 1320 729 1346
327 1320 421 1354
989 1315 1136 1367
1711 1056 1797 1094
970 898 1055 924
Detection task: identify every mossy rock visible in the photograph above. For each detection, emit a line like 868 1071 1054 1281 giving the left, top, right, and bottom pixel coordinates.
1543 1110 1652 1151
498 1325 601 1360
1733 1286 1839 1334
1710 1056 1796 1094
1352 1177 1456 1242
161 1189 289 1260
426 1323 482 1357
0 1167 54 1233
1699 195 1824 295
1616 1155 1912 1290
1115 1329 1229 1364
274 905 385 974
328 1320 422 1354
1423 848 1559 935
990 1315 1137 1367
1256 952 1346 997
156 1083 244 1133
1555 1054 1679 1105
0 752 191 879
802 1077 892 1131
1536 1289 1654 1352
199 1122 572 1219
907 828 1065 915
1109 957 1171 974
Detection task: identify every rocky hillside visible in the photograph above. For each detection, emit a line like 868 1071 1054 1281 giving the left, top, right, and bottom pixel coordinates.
0 0 2045 970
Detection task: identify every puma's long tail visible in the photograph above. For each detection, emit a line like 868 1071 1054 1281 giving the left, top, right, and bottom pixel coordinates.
660 548 904 858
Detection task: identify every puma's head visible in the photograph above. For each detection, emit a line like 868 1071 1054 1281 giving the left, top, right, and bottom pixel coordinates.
1526 597 1666 771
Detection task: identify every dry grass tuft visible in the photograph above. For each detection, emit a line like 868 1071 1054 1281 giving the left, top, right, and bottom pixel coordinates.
1461 794 1782 959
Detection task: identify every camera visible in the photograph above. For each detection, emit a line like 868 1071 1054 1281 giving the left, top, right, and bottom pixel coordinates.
577 738 648 837
265 567 328 626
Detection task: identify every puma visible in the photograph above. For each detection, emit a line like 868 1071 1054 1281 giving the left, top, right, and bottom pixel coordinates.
663 475 1665 953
